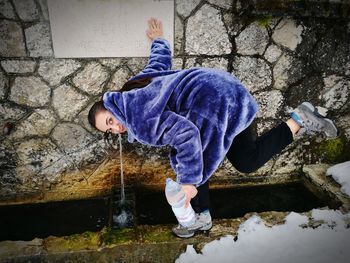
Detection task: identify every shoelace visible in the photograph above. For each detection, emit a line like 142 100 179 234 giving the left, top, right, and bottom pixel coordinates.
304 119 323 133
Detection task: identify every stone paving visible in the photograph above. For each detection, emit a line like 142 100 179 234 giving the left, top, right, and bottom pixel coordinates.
0 0 350 203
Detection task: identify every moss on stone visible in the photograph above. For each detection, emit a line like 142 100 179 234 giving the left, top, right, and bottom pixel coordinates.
142 228 174 243
44 231 99 252
256 15 273 28
100 227 136 245
316 135 350 163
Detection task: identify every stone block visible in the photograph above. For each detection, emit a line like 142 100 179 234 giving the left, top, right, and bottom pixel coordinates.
51 123 94 155
0 238 43 260
201 58 228 71
264 44 282 63
321 75 349 110
127 58 149 75
186 4 231 55
38 59 81 86
99 58 124 71
0 20 26 57
273 54 305 91
0 103 26 124
9 109 57 139
10 77 50 107
232 57 272 93
73 62 109 95
272 18 303 51
176 0 201 18
15 138 68 185
1 59 36 73
0 0 16 19
255 90 284 118
236 21 269 55
13 0 40 21
25 22 53 57
106 66 133 91
52 84 89 121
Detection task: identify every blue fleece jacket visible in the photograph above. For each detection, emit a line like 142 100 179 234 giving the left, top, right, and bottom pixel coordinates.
103 38 259 187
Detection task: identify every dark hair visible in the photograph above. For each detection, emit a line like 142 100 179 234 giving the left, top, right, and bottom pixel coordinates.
88 100 106 128
88 101 113 144
88 76 152 129
119 76 153 92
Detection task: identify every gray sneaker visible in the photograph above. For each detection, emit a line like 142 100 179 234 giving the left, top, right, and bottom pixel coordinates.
172 211 212 238
291 102 338 138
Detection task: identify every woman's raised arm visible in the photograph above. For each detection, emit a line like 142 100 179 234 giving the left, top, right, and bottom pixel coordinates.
138 18 172 74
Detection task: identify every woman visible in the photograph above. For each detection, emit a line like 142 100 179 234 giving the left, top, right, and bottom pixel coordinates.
88 18 338 238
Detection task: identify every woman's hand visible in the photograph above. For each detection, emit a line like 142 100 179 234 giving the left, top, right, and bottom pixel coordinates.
182 184 198 208
146 17 164 41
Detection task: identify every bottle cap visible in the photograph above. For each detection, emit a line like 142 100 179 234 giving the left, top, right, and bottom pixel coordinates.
166 178 172 184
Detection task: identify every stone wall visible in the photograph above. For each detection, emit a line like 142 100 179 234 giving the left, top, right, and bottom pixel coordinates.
1 0 350 204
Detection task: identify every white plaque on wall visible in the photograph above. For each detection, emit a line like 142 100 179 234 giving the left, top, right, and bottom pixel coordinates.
47 0 174 58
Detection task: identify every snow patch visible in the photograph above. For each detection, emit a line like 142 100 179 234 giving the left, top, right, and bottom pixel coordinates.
311 208 350 230
326 161 350 196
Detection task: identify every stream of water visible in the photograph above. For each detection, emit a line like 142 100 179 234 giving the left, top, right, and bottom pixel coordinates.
111 133 132 228
119 133 125 205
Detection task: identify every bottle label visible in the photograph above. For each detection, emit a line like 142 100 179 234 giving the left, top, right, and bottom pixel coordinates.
166 192 185 207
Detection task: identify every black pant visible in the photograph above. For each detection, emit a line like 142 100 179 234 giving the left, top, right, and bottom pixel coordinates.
190 121 294 213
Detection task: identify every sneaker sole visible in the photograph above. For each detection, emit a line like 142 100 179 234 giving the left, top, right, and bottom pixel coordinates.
324 118 338 138
173 222 213 238
301 102 338 138
173 232 195 238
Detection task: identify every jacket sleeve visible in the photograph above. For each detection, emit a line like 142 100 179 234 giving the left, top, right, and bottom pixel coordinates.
140 38 172 74
136 110 203 186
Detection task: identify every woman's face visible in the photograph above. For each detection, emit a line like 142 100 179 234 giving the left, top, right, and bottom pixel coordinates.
95 110 127 134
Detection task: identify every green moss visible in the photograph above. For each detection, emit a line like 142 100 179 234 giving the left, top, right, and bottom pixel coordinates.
143 228 174 243
316 135 350 163
101 227 136 245
256 15 273 28
44 231 99 252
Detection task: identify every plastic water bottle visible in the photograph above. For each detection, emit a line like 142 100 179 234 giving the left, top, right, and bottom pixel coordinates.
165 178 196 227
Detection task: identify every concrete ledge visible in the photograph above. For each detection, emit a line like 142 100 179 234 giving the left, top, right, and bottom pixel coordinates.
302 164 350 212
0 211 288 263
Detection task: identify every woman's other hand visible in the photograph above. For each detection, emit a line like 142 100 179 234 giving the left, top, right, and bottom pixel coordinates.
146 17 164 41
182 184 198 208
